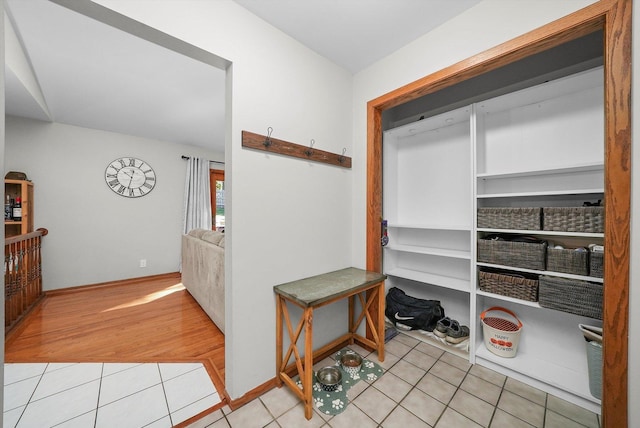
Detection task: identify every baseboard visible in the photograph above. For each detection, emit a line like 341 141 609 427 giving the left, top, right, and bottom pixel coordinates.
228 378 278 410
44 272 182 296
4 294 46 345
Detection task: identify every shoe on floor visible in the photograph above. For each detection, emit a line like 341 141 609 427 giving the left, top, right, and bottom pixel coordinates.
445 320 470 344
434 317 452 338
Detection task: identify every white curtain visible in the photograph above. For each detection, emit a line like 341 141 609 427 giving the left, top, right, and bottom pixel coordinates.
183 157 212 234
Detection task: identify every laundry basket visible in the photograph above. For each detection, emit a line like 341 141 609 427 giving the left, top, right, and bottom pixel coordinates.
579 323 603 399
480 307 523 358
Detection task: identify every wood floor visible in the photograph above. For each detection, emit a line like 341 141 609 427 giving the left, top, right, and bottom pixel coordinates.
4 272 227 406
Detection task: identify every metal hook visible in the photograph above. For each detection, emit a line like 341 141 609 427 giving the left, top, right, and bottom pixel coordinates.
304 139 315 157
338 148 347 163
264 127 273 147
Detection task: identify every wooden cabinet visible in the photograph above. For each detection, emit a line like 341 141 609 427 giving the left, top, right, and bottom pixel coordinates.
383 66 603 411
5 179 34 237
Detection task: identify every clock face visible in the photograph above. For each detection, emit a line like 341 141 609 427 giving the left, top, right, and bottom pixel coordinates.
105 157 156 198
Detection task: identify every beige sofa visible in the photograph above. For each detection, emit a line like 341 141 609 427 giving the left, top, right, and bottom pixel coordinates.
181 229 225 333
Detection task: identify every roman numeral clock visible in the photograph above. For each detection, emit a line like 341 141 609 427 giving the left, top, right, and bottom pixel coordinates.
105 157 156 198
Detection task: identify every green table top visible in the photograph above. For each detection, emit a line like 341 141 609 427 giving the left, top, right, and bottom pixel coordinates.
274 267 386 307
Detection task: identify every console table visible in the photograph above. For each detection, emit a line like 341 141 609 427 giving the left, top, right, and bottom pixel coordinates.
274 267 387 419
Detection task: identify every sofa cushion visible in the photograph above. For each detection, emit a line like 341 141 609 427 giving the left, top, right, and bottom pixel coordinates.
188 228 210 239
218 237 225 248
201 230 225 246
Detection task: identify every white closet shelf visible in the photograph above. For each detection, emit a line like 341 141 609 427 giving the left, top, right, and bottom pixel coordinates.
476 290 541 308
477 228 604 238
387 223 471 231
476 345 600 407
477 188 604 199
477 262 604 284
476 162 604 180
386 268 470 293
397 329 469 360
384 244 471 260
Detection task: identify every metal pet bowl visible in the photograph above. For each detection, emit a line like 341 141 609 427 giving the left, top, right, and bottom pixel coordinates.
316 366 342 392
340 352 363 377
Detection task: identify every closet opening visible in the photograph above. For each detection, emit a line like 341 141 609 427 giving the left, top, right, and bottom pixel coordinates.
366 2 630 428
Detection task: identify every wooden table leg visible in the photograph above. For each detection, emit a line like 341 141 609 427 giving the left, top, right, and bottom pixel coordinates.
377 282 385 362
303 307 314 420
275 295 283 386
348 295 355 344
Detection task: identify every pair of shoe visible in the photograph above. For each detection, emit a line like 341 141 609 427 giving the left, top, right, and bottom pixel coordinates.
434 317 470 344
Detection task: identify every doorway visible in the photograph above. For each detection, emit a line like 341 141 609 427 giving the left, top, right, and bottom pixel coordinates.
3 0 234 406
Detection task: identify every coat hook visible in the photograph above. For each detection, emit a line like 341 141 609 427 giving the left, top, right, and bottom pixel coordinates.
305 139 315 157
264 127 273 147
338 148 347 163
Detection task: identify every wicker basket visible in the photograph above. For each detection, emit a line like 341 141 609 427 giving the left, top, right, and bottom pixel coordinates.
546 248 589 276
543 207 604 233
477 239 547 270
538 275 603 319
590 251 604 278
477 207 541 230
478 270 538 302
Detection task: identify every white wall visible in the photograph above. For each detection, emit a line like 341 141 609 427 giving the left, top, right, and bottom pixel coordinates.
5 13 49 120
92 0 354 399
4 115 222 289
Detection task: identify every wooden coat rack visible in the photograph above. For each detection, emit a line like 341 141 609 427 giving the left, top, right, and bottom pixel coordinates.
242 129 352 168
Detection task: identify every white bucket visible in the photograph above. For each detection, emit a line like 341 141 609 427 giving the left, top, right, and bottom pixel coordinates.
480 307 523 358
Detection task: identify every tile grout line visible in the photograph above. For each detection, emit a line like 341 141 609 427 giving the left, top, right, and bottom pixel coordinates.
4 362 222 428
17 362 49 428
156 362 174 427
237 338 598 428
93 363 105 428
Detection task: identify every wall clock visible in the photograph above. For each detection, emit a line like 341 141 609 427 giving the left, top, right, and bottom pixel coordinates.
105 157 156 198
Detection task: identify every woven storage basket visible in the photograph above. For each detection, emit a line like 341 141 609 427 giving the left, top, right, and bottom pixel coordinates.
477 239 547 270
543 207 604 233
546 248 589 276
477 207 541 230
478 270 538 302
590 251 603 278
538 275 603 319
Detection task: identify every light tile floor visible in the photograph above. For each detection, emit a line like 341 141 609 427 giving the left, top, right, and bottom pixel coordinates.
4 362 221 428
187 334 601 428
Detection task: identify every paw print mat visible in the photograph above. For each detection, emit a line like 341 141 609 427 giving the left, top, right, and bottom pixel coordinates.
295 347 385 416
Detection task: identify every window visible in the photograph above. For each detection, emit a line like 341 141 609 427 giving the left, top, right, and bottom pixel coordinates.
210 169 224 232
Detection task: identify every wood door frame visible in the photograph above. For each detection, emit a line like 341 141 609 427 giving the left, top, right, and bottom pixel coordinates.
365 1 631 427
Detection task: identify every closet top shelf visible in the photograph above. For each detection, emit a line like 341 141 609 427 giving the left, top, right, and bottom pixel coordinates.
477 228 604 238
477 162 604 180
477 188 604 199
387 223 471 231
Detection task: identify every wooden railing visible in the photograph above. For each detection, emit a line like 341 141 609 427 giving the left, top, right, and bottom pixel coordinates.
5 228 48 333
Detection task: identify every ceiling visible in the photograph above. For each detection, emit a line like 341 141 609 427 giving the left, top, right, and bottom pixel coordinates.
4 0 482 153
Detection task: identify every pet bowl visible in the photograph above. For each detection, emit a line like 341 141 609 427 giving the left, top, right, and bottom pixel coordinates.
340 351 363 377
316 366 342 392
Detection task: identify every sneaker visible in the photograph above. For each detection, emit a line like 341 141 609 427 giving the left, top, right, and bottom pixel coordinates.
445 320 470 344
434 317 452 338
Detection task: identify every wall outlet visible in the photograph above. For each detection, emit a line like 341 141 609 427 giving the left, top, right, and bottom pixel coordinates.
139 259 147 268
